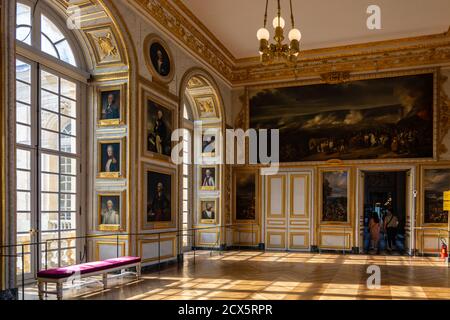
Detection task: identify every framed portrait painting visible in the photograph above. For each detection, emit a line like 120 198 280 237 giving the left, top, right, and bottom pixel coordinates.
423 168 450 224
199 198 217 224
144 97 174 160
199 166 217 191
97 84 126 126
97 139 125 179
144 34 174 83
97 192 126 232
202 130 218 158
143 165 176 230
320 170 350 223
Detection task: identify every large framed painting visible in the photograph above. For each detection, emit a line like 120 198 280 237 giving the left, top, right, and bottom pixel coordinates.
233 169 259 223
320 170 350 223
249 72 435 163
97 191 126 232
143 95 174 161
422 168 450 224
142 164 176 230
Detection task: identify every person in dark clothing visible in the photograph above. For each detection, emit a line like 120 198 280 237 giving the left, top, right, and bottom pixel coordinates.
384 210 399 251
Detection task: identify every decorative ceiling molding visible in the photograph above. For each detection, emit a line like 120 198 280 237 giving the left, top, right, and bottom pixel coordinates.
131 1 450 86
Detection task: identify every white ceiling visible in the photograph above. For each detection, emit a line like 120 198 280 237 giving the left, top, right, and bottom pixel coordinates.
180 0 450 59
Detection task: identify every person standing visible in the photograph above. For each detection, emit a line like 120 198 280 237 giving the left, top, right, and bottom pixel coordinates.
369 212 381 253
384 210 399 251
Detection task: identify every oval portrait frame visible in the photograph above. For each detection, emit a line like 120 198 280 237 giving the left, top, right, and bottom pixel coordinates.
144 34 175 84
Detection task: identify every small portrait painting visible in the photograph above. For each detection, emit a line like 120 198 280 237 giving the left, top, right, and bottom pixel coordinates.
146 100 173 158
147 171 172 223
201 167 216 191
100 143 120 175
202 133 216 157
150 42 171 77
322 171 348 222
200 200 216 223
100 90 120 121
99 195 120 226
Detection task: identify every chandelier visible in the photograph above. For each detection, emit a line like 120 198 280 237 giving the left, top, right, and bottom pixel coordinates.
256 0 302 65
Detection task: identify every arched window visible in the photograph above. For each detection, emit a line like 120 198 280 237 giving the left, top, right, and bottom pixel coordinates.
14 0 84 280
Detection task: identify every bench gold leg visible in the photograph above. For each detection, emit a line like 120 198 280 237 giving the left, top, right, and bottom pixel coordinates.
137 264 142 280
103 273 108 290
38 281 44 300
56 283 63 301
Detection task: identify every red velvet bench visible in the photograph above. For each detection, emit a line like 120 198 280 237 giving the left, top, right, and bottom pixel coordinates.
37 256 141 300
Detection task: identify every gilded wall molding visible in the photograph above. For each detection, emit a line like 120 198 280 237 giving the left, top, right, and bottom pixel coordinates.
438 73 450 155
131 1 450 86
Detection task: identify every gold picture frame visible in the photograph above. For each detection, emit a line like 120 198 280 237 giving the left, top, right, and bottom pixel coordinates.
97 191 126 232
201 127 219 158
199 165 218 191
198 198 218 225
97 84 127 126
232 168 260 225
318 168 351 224
141 163 177 230
143 34 175 84
141 89 177 163
97 138 126 179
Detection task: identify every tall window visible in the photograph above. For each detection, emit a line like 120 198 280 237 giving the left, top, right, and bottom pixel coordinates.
15 1 81 277
182 105 193 249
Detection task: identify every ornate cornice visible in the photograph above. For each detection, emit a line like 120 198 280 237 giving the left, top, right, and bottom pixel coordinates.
131 0 450 87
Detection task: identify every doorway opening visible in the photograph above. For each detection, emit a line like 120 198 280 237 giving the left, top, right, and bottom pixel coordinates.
363 171 407 255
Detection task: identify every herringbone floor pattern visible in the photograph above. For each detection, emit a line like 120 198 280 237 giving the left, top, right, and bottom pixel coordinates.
25 251 450 300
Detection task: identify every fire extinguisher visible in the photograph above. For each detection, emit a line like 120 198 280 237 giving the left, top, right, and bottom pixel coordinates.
440 239 448 259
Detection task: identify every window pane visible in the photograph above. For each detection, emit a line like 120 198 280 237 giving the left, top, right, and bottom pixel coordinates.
60 214 76 230
16 149 31 170
41 34 59 59
41 110 59 132
17 170 31 190
16 81 31 104
16 254 31 275
41 173 59 192
16 3 31 45
41 70 59 93
41 130 59 151
60 194 76 211
61 79 76 100
56 40 76 66
60 157 76 175
16 60 31 83
17 192 31 211
60 175 76 193
41 90 58 112
41 154 59 173
16 102 31 125
41 193 59 211
17 212 31 233
61 116 76 135
60 135 76 154
41 212 59 231
60 231 76 247
60 248 76 267
41 15 64 42
16 124 31 145
60 97 76 118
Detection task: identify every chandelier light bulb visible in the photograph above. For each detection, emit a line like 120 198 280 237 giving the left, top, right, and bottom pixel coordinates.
288 28 302 42
256 27 270 41
272 16 285 29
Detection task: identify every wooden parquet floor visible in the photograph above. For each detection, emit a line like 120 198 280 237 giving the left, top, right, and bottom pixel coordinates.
24 251 450 300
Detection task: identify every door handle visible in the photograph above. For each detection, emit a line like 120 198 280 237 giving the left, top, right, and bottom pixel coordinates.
29 229 38 236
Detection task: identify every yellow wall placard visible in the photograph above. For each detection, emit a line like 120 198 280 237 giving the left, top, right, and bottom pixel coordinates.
444 201 450 211
444 191 450 201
